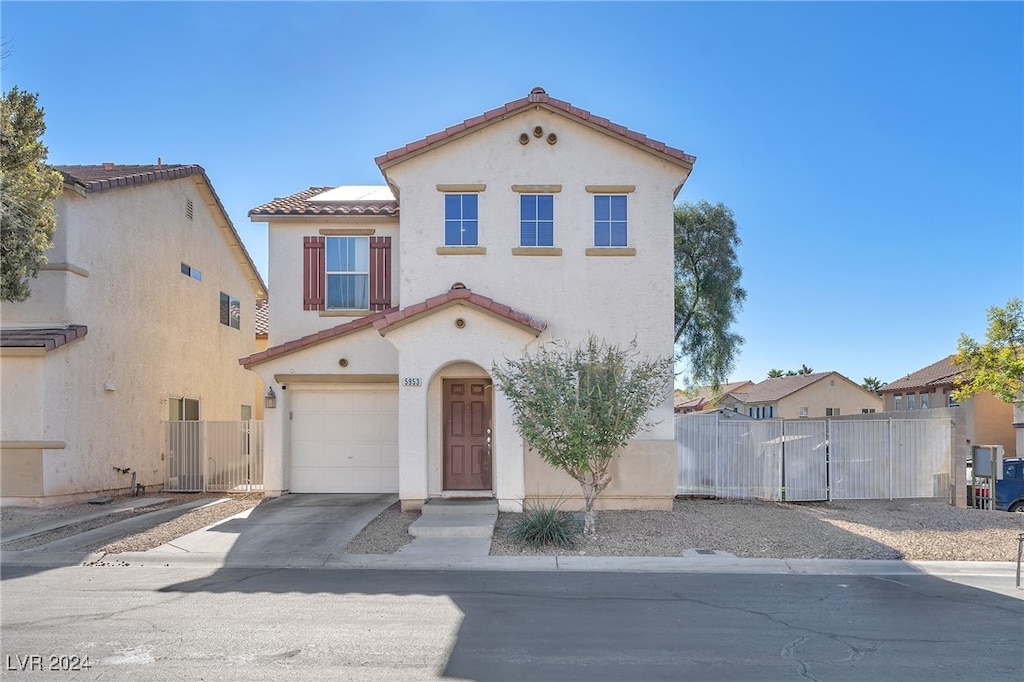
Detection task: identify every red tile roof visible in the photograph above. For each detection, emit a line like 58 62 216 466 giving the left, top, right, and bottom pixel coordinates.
249 186 400 218
1 325 88 351
55 164 199 192
54 164 268 298
373 286 546 336
880 355 961 393
674 381 754 411
255 299 269 337
375 87 696 170
240 287 546 368
240 309 395 368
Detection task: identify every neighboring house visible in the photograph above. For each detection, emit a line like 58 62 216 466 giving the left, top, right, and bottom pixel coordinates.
242 87 695 512
0 164 267 504
735 372 882 420
252 298 270 420
674 381 754 414
880 355 1016 458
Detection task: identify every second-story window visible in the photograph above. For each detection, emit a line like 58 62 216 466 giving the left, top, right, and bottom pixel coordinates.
220 292 240 329
594 195 627 247
444 194 478 246
520 194 554 247
326 236 369 310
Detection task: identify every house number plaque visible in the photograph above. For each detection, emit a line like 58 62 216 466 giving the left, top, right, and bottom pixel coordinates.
403 377 422 387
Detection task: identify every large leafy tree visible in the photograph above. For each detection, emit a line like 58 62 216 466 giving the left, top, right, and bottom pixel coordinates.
493 337 673 534
674 200 745 390
953 298 1024 405
1 87 62 302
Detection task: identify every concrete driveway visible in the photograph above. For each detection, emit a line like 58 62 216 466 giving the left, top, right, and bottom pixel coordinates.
151 493 397 566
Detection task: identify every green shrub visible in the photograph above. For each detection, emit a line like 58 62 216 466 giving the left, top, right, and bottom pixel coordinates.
508 499 578 548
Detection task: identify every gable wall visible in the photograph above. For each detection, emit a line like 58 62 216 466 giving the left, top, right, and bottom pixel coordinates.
384 108 689 438
774 375 883 419
0 177 259 500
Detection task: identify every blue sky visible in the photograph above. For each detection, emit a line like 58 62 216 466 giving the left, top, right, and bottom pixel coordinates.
3 1 1021 388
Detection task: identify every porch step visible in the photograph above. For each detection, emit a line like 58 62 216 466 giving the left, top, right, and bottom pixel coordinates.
420 499 497 516
409 501 497 539
408 514 497 539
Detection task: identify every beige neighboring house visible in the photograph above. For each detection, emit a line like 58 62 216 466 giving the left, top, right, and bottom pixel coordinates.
674 381 754 414
880 355 1016 457
252 298 270 420
735 372 883 420
242 87 696 512
0 164 267 505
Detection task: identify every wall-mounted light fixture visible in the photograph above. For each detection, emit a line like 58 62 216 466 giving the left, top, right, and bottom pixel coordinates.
264 387 277 409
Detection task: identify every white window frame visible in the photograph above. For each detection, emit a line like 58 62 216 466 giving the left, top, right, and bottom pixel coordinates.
169 396 201 421
894 395 902 411
920 393 929 410
520 194 555 247
907 394 916 411
325 236 370 310
220 292 240 329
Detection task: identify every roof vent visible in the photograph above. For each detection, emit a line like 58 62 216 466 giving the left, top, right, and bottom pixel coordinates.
102 162 115 171
530 87 546 95
450 282 467 290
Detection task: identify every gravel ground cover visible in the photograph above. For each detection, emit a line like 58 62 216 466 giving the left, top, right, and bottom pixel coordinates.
342 497 1024 562
1 492 263 553
488 498 1024 561
341 502 418 554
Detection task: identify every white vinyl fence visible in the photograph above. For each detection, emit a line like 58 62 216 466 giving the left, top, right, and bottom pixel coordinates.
676 413 951 502
164 421 263 493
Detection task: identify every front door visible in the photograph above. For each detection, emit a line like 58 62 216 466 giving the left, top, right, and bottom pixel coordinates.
443 378 492 490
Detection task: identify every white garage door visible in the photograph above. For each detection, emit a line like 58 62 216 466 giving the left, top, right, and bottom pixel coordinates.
290 388 399 493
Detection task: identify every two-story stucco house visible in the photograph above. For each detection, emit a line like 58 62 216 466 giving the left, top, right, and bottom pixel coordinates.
243 88 694 512
0 164 267 504
880 355 1016 458
734 372 883 420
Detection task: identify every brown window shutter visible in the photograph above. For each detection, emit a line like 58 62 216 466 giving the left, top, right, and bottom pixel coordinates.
369 236 392 310
303 236 325 311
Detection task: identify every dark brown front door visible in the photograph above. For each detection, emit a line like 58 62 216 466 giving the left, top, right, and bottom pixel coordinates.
443 378 492 490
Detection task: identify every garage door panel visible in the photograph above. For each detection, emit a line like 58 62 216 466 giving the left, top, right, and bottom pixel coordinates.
321 392 354 413
323 415 386 442
351 392 391 414
291 413 323 438
380 441 399 467
289 388 399 493
290 392 323 411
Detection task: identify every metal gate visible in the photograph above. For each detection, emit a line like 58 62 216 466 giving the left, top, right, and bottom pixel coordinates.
677 413 951 502
164 421 263 493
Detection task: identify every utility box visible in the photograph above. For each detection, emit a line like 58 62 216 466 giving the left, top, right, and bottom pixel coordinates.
972 445 1005 479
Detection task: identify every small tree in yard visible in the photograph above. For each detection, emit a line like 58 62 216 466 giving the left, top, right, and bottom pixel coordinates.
493 336 673 534
953 297 1024 406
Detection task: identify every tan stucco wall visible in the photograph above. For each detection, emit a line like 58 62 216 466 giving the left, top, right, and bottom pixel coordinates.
972 391 1016 457
523 439 676 510
0 446 47 498
0 177 260 500
770 375 882 419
